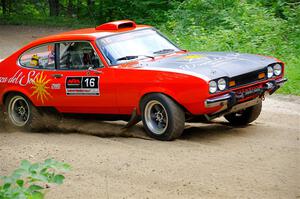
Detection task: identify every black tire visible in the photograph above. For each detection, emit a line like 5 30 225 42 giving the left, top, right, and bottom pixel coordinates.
0 106 5 129
224 101 262 126
4 94 43 131
140 93 185 141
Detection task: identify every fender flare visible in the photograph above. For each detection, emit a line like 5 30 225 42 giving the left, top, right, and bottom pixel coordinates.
1 87 34 107
137 87 187 115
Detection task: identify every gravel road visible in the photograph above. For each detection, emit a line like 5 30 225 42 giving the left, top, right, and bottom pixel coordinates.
0 25 299 199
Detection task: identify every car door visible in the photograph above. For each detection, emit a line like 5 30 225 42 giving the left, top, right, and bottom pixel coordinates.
50 41 118 114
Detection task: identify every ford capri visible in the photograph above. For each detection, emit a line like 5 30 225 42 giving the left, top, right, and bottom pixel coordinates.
0 20 287 140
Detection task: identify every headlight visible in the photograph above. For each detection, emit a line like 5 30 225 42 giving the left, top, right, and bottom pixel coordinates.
267 66 274 78
217 78 226 91
209 80 217 93
273 64 282 76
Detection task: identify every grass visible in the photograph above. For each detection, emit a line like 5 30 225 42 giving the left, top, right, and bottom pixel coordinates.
280 57 300 95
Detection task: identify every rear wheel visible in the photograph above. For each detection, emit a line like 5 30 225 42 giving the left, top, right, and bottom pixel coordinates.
224 101 262 126
4 94 43 131
141 93 185 141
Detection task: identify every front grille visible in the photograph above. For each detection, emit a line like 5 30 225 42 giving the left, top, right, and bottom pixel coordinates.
230 68 267 87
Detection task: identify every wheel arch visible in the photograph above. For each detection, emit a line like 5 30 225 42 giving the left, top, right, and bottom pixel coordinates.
2 90 33 109
138 91 189 115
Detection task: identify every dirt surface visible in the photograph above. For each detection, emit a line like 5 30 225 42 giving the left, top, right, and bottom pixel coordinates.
0 25 299 199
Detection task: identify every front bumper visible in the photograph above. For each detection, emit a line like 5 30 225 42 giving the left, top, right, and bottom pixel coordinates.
204 78 287 119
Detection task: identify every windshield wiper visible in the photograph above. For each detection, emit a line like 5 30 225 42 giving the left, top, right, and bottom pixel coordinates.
153 49 175 54
116 55 154 62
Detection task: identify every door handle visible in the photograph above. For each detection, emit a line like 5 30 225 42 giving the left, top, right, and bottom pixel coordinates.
51 74 63 78
88 67 102 74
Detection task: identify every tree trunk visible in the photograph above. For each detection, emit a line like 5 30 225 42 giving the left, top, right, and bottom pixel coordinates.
76 0 80 18
67 0 73 17
87 0 95 7
48 0 60 16
1 0 8 15
87 0 95 15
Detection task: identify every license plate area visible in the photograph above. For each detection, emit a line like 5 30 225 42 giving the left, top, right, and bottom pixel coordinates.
235 85 263 100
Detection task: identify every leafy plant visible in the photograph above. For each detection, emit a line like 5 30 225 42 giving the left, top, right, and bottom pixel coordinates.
0 159 71 199
163 0 300 95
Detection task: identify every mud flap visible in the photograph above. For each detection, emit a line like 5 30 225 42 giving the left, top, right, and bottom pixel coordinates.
123 108 141 129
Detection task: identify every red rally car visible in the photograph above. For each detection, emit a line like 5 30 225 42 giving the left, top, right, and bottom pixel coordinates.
0 20 287 140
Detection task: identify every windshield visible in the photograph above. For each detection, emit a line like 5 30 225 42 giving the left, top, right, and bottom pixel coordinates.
96 29 180 65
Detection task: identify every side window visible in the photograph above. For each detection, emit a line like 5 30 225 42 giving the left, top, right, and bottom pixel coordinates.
59 41 103 70
20 44 55 69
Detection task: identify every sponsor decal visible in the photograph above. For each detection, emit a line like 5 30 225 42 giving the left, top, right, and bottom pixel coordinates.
30 72 52 104
67 78 81 86
0 77 8 83
0 70 52 103
66 76 99 96
51 83 61 90
182 54 204 60
0 69 40 86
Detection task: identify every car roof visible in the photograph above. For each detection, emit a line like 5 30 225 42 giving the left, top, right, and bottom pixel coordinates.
58 25 151 38
29 20 152 45
12 20 152 56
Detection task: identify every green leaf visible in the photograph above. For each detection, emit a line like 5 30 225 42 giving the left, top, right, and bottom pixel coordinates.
20 160 31 170
53 175 65 184
44 159 53 165
1 176 13 184
12 169 25 178
28 185 44 193
40 168 47 174
0 159 70 199
30 174 48 183
16 179 24 187
62 163 71 171
29 191 44 199
13 192 26 199
3 183 11 190
29 163 39 173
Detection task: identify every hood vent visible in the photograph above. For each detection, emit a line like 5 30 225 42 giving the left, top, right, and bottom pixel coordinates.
96 20 136 31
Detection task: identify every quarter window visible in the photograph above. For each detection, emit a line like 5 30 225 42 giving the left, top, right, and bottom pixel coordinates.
19 44 55 69
59 41 103 70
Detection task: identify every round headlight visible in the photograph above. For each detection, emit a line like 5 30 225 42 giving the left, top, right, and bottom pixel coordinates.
267 66 274 78
217 78 227 91
273 64 282 76
209 81 217 93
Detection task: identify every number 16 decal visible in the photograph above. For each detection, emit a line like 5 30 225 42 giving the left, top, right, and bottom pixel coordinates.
83 77 97 88
66 76 99 96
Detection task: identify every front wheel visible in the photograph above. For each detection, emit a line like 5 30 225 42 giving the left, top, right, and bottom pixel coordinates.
141 93 185 141
4 94 43 131
224 101 262 126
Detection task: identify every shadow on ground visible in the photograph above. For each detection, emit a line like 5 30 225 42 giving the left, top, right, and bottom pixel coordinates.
0 116 253 142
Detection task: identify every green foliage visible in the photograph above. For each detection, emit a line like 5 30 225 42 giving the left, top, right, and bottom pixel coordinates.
0 15 94 28
0 159 71 199
163 0 300 95
0 0 180 25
